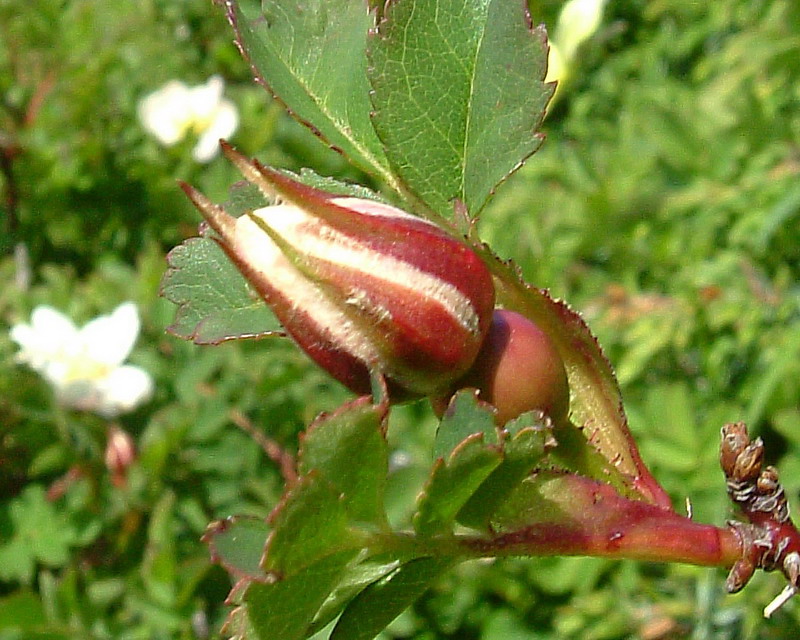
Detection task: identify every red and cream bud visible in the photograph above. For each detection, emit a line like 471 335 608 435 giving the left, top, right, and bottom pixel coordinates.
181 142 495 397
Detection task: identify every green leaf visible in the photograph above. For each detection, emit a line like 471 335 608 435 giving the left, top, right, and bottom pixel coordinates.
433 389 499 460
161 236 282 344
368 0 553 219
299 397 389 527
245 550 357 640
414 434 502 537
291 169 389 202
0 485 77 584
205 516 270 581
263 472 359 576
306 555 403 635
457 412 554 530
0 591 45 630
223 0 398 190
330 557 454 640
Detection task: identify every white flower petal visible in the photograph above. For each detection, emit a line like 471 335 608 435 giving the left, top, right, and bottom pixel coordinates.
94 365 154 418
187 75 225 123
193 100 239 163
81 302 141 367
56 379 103 414
10 306 79 372
138 80 194 146
10 302 153 418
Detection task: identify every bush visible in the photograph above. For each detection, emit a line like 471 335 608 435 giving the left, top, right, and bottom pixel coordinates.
1 0 799 637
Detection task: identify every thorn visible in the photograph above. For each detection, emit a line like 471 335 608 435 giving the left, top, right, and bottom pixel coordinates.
764 584 798 618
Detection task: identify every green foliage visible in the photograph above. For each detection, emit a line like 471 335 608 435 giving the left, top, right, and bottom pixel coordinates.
162 237 281 344
3 0 800 638
224 0 395 188
368 0 553 220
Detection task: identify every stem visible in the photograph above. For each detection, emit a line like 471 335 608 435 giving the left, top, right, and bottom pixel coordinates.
460 511 741 568
229 408 297 484
369 472 742 570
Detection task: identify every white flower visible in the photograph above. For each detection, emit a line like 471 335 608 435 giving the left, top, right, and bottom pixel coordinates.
10 302 154 418
138 75 239 163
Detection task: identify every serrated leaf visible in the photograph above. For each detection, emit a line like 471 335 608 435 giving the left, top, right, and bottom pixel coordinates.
369 0 553 219
479 247 673 508
414 434 502 537
244 550 357 640
204 516 270 581
0 485 77 584
457 412 554 530
225 180 270 216
299 397 389 527
292 169 388 202
330 557 454 640
228 167 386 208
263 472 358 577
306 555 402 635
161 237 282 344
434 389 498 460
223 0 398 191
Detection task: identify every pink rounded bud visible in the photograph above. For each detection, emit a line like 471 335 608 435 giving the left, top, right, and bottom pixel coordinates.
436 309 570 425
182 143 495 398
105 426 136 488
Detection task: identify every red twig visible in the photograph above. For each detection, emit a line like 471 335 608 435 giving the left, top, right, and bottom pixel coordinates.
229 408 297 484
720 422 800 616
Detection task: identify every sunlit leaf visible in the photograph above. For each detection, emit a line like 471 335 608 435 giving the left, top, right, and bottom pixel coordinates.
433 389 498 460
223 0 399 191
457 412 554 530
299 397 389 527
369 0 553 219
414 434 502 537
263 472 359 576
245 550 357 640
330 557 454 640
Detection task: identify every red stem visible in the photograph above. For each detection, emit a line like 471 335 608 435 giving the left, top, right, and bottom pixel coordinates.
461 473 741 569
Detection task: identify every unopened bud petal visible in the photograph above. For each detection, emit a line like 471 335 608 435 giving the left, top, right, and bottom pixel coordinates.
183 145 495 398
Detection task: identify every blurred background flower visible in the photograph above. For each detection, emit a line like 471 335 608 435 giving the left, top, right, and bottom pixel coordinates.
10 302 153 417
138 75 239 162
546 0 607 98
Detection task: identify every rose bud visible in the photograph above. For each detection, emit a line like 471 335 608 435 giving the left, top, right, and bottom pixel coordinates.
105 426 136 488
180 142 495 398
434 309 570 426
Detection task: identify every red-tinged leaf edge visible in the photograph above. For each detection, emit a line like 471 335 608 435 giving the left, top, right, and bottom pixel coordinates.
203 516 271 582
161 237 285 345
221 0 339 153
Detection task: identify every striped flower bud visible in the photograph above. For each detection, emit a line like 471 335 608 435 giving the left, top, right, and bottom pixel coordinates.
181 142 495 398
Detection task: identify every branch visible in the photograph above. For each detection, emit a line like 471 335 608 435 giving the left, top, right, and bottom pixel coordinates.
720 422 800 616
